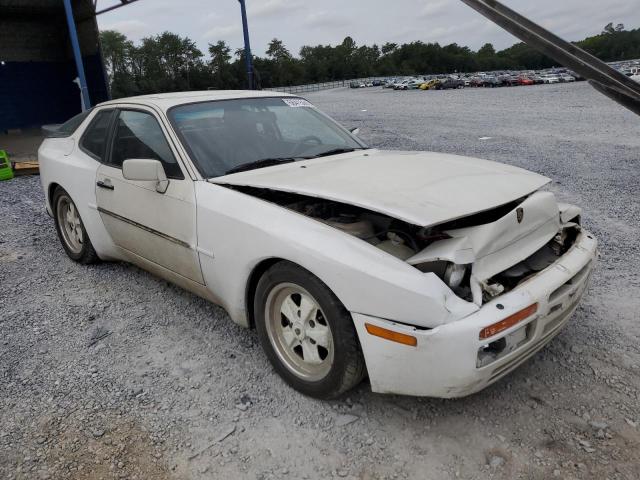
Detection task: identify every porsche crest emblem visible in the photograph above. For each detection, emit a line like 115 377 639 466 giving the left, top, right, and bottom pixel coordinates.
516 207 524 224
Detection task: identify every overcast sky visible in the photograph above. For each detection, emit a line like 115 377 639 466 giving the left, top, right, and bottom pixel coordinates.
97 0 638 57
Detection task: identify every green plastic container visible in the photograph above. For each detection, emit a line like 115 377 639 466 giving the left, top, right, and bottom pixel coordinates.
0 150 13 181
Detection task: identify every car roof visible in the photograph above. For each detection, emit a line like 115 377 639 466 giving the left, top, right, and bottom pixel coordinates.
97 90 296 111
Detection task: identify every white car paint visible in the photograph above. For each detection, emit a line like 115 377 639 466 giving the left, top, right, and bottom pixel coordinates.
213 149 550 227
354 228 596 397
406 190 564 306
193 181 477 329
38 90 597 398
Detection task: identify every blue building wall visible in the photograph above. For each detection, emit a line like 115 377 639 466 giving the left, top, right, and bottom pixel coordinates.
0 55 108 131
0 1 109 132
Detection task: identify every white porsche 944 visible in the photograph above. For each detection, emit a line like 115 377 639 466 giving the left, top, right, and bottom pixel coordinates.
39 91 597 399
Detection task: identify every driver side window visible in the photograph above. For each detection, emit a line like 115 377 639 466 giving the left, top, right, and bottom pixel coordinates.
109 110 184 179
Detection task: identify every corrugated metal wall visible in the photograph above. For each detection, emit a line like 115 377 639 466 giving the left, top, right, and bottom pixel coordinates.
0 0 109 131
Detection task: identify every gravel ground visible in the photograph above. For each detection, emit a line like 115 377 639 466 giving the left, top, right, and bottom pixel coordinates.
1 82 639 480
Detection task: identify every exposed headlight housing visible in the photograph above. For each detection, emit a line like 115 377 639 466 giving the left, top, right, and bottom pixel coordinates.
444 263 467 288
415 261 468 289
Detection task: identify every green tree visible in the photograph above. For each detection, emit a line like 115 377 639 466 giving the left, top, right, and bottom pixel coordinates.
578 27 640 61
99 23 640 95
381 42 398 55
478 43 496 57
100 30 133 77
477 43 497 70
134 32 203 93
266 38 292 61
208 40 238 89
99 30 137 97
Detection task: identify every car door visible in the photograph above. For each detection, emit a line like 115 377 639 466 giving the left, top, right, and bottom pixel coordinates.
95 106 204 284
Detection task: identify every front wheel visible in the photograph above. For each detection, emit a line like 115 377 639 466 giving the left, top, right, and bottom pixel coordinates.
52 187 99 264
254 261 366 399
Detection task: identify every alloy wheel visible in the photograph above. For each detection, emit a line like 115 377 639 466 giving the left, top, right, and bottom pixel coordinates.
264 283 334 381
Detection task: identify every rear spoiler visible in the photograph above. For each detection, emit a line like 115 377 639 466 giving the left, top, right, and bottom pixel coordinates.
460 0 640 116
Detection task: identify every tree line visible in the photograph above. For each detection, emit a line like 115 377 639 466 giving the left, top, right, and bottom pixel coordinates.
99 24 639 98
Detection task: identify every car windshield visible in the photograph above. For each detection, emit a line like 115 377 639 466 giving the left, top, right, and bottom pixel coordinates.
167 97 366 178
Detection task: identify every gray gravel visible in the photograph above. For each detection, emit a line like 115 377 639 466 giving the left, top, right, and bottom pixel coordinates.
1 82 640 480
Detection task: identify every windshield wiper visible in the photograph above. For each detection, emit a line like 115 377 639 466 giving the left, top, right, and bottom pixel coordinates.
224 148 363 174
225 157 298 175
310 147 362 158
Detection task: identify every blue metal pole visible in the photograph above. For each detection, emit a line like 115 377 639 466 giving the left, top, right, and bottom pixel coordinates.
238 0 254 89
63 0 92 109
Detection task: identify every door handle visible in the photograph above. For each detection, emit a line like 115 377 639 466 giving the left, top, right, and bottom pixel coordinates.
97 180 114 190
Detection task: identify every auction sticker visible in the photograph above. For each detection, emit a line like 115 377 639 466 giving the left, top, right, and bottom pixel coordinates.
282 98 314 108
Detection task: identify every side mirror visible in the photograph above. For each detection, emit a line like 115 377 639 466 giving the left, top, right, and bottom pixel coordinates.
349 127 360 136
122 159 169 193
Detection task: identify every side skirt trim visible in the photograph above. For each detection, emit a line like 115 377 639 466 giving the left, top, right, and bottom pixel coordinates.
97 206 192 249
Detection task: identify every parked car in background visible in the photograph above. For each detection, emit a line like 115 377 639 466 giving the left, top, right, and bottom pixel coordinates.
529 74 545 84
503 76 521 86
395 79 421 90
469 76 484 87
420 79 440 90
436 78 464 90
541 74 560 84
393 79 407 90
559 74 575 83
482 76 501 88
518 76 535 86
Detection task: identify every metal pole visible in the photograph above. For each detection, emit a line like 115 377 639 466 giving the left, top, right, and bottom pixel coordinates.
238 0 254 89
63 0 92 109
91 12 111 100
459 0 640 116
95 0 141 16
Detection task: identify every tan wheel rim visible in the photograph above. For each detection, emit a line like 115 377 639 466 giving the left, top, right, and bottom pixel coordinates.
264 283 334 381
56 195 84 254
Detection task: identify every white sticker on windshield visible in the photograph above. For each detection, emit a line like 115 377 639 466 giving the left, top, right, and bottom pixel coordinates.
282 98 314 108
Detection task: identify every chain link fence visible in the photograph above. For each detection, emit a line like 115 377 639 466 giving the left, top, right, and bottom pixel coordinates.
264 78 389 94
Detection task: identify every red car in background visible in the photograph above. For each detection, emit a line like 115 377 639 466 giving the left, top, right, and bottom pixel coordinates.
518 76 535 86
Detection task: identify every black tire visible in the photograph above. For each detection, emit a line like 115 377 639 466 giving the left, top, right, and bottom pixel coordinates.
52 186 99 264
254 261 366 399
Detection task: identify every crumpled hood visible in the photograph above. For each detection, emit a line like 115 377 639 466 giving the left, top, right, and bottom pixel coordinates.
211 149 550 227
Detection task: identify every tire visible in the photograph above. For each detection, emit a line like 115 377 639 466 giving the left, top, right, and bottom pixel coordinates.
52 186 99 264
254 261 366 399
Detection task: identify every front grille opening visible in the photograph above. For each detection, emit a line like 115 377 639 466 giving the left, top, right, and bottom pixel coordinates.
549 260 592 303
486 225 581 300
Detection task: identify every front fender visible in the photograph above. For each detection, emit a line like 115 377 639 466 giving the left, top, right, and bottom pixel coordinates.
194 182 478 328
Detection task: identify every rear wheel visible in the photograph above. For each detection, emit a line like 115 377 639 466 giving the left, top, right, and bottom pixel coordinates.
53 187 99 264
254 261 366 399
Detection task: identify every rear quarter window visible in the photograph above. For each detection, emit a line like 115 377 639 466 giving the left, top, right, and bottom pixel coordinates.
45 110 92 138
80 110 115 161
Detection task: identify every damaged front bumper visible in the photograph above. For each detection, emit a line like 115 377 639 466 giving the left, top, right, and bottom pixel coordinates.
352 228 597 398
